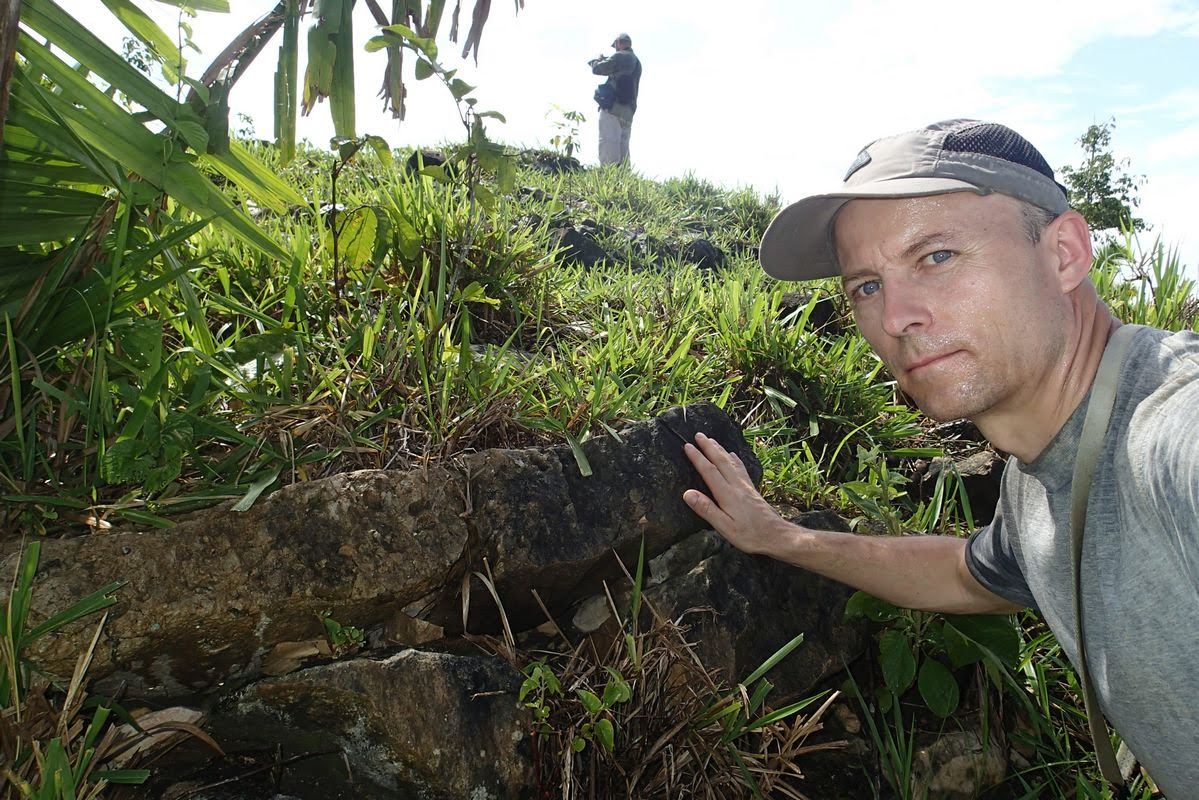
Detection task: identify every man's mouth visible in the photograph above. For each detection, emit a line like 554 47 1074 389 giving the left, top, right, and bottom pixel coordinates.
905 350 963 373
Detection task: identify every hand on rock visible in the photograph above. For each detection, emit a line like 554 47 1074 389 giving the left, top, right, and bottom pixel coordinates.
682 432 783 556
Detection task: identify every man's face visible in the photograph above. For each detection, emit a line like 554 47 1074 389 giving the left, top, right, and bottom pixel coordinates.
833 192 1070 422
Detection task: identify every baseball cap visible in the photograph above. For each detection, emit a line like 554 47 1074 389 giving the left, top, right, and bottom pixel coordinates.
612 32 632 46
759 119 1070 281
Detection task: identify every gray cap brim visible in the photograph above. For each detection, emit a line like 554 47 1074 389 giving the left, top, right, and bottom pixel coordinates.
759 178 987 281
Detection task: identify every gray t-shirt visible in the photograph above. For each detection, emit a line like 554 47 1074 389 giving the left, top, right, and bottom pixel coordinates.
966 325 1199 798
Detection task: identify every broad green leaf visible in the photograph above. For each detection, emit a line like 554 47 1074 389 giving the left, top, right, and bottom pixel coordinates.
594 718 615 752
917 658 960 718
843 591 901 623
458 281 500 307
944 614 1020 668
365 34 401 53
576 689 602 714
328 206 379 269
602 668 632 705
473 184 496 211
449 78 474 100
414 58 435 80
379 24 437 57
878 629 916 695
365 135 394 167
942 621 985 669
419 164 449 182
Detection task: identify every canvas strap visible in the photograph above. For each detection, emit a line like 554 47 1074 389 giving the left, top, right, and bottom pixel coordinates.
1070 323 1142 796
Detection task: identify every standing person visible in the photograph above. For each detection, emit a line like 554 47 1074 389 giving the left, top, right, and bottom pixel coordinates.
681 119 1199 796
588 33 641 166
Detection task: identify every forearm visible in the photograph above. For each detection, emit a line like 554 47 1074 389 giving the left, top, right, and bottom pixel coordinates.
759 519 1020 615
680 432 1020 615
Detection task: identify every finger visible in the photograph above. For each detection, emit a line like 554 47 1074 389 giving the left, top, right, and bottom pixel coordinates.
684 441 731 496
694 433 750 482
682 489 734 532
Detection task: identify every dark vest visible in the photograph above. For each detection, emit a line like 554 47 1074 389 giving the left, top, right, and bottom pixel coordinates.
610 51 642 111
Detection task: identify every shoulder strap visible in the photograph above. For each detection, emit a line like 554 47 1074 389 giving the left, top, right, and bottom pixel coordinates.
1070 323 1142 795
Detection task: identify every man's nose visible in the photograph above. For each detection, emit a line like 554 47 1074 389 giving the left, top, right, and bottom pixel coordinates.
880 278 932 338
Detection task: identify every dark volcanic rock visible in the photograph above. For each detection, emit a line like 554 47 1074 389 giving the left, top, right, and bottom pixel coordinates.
637 510 869 704
243 650 533 799
778 291 843 335
404 148 447 174
916 449 1004 525
141 650 532 800
6 404 758 700
680 237 726 270
518 149 583 175
548 224 612 268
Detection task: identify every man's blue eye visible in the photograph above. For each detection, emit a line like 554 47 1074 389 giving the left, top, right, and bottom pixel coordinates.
930 250 952 264
857 280 881 297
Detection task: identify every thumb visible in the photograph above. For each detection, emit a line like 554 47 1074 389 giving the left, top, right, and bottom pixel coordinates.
683 489 733 531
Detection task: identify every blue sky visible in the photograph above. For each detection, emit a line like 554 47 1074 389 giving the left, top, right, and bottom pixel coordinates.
78 0 1199 274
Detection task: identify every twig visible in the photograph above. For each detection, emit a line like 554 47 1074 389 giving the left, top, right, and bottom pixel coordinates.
172 748 344 798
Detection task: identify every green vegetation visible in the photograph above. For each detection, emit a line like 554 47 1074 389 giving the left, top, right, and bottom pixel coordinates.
1 131 951 533
490 542 834 797
1060 118 1145 234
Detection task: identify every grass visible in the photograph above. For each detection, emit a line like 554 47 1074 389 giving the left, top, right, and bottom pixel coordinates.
0 141 954 535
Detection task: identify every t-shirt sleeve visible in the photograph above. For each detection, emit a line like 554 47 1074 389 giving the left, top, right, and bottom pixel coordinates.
965 503 1038 611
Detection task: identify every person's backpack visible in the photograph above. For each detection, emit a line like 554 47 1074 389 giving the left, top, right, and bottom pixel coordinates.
593 83 616 111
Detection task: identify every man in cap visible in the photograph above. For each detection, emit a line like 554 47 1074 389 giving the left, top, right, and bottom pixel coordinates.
682 120 1198 795
588 33 642 166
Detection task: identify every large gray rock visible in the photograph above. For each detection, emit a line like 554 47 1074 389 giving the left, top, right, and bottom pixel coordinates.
7 403 758 699
238 650 534 800
636 511 869 704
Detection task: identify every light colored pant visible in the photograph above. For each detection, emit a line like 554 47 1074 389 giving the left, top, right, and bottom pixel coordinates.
598 105 634 165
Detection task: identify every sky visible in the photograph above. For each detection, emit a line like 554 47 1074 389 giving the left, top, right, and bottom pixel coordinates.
75 0 1199 274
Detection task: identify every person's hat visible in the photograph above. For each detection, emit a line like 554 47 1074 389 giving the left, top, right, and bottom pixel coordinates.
612 32 632 46
759 119 1070 281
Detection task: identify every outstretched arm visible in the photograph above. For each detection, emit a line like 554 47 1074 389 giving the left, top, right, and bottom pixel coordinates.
682 432 1022 615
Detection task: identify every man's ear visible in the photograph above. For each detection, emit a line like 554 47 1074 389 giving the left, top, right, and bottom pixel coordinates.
1046 210 1093 293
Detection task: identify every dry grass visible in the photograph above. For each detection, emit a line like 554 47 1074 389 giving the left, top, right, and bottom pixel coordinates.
466 552 845 799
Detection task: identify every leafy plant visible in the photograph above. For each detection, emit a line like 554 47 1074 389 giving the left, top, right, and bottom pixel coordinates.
844 592 1020 719
546 105 586 160
477 541 837 798
316 610 364 658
